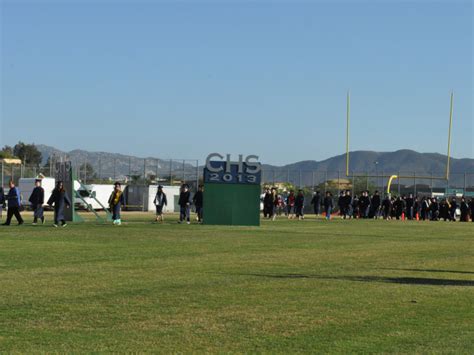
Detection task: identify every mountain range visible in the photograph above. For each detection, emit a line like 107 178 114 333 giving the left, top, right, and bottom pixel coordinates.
36 145 473 185
263 150 474 174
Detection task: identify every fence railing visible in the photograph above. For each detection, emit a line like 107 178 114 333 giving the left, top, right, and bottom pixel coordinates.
1 158 201 188
1 161 473 197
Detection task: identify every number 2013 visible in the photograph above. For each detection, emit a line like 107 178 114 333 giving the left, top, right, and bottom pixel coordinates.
209 173 257 183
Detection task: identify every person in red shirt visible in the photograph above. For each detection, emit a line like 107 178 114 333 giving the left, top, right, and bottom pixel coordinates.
286 190 296 219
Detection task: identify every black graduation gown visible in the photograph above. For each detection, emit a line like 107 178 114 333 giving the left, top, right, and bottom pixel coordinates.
439 202 449 220
430 202 440 220
29 187 44 208
382 198 392 217
193 191 204 208
460 202 469 222
47 189 71 221
178 191 191 207
323 196 333 210
263 193 273 210
311 195 321 209
295 194 305 216
29 186 45 218
469 201 474 221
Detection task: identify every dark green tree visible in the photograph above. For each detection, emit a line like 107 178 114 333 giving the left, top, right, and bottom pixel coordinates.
0 145 15 159
13 142 42 165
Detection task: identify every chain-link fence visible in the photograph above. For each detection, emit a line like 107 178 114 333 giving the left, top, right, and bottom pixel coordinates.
1 161 473 197
260 169 474 197
1 158 200 189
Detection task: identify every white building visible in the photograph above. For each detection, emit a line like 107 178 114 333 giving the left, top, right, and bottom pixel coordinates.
19 177 56 206
146 185 181 213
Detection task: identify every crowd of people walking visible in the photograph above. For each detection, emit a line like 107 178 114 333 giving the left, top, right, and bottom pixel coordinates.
262 187 474 222
0 180 205 227
2 180 474 226
1 179 71 227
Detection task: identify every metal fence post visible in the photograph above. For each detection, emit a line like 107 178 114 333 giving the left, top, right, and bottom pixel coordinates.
196 160 199 189
381 170 384 195
156 159 159 182
414 172 417 196
366 169 369 190
98 156 102 181
144 158 147 183
312 171 315 189
338 171 341 193
464 173 467 194
299 170 302 188
397 170 401 195
324 171 327 195
169 159 172 185
182 160 185 184
430 172 433 196
351 171 355 196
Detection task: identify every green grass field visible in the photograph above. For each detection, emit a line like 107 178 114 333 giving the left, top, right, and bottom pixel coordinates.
0 212 473 353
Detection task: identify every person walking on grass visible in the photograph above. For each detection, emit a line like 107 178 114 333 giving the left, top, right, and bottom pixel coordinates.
337 191 345 218
263 187 273 219
153 185 168 223
460 197 469 222
439 198 450 221
193 185 204 223
286 190 296 219
2 180 24 226
393 196 405 220
295 189 305 220
421 196 430 220
449 197 457 222
343 190 353 219
414 196 421 220
277 194 285 216
29 179 45 225
311 191 322 217
359 191 371 219
382 195 392 220
323 191 333 220
108 182 125 226
469 198 474 222
352 194 360 218
0 186 5 220
47 181 71 228
430 197 440 221
178 184 192 224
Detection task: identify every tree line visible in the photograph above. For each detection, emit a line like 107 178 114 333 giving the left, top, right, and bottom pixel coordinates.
0 142 43 165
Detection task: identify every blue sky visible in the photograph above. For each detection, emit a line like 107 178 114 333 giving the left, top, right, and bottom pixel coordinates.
1 0 472 165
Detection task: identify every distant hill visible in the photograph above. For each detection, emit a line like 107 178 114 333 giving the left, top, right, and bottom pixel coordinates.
35 145 473 185
36 144 198 179
261 149 474 187
263 149 474 175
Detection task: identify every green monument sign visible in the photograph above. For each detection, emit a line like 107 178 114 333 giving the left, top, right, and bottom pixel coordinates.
54 161 82 222
203 153 261 226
